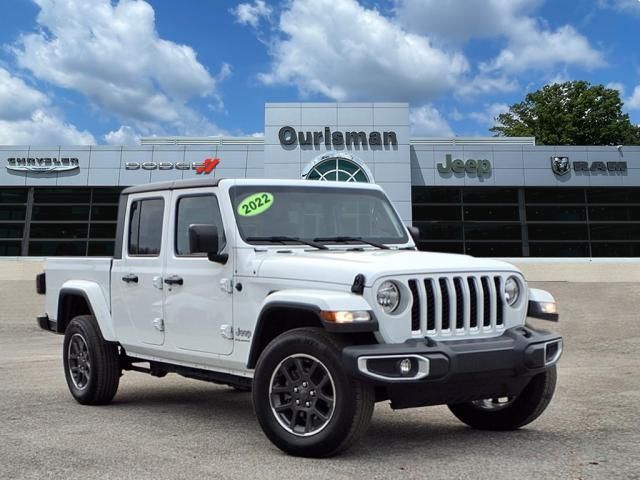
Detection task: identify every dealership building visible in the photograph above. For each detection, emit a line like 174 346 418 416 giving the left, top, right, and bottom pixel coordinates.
1 102 639 258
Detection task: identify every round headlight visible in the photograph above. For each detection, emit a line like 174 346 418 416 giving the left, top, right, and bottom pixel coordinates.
377 281 401 313
504 276 520 306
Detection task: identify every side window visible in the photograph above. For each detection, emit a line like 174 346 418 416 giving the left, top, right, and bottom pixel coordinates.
175 195 226 256
128 198 164 256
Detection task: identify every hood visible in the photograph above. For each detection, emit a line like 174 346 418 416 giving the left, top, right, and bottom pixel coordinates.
255 249 520 286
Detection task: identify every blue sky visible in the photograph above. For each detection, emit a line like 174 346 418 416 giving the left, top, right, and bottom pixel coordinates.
0 0 639 144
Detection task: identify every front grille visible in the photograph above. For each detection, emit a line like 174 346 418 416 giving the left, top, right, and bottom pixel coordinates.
409 274 506 338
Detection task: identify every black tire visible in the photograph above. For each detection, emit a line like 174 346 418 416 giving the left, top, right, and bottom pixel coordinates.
252 327 374 458
63 315 121 405
448 366 557 430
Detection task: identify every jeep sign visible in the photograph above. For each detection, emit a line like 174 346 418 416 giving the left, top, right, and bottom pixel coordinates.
437 154 491 176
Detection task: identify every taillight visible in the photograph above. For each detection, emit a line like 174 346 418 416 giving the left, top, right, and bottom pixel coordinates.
36 273 46 295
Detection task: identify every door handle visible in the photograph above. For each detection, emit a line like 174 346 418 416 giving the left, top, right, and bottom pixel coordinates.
164 275 184 286
122 274 138 284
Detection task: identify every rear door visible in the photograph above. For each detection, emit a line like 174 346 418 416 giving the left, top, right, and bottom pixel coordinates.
162 189 234 356
111 192 169 346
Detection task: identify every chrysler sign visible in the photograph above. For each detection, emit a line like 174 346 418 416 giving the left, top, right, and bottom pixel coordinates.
6 157 79 173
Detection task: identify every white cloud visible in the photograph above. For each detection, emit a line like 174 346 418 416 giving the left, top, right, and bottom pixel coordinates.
396 0 604 76
457 75 519 97
231 0 272 27
607 82 625 96
0 66 95 144
627 86 640 110
104 125 139 145
0 68 49 120
483 22 606 73
258 0 468 102
410 105 454 136
13 0 226 135
598 0 640 14
468 103 509 126
0 110 95 144
395 0 540 43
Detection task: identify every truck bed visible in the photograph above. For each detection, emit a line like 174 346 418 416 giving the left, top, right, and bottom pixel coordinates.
45 257 113 322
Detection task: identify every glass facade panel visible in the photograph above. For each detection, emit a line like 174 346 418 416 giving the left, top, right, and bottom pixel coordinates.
413 205 461 221
463 206 520 221
413 222 462 240
590 223 640 240
91 205 118 221
0 224 24 239
528 223 589 241
0 241 21 256
412 187 460 203
33 188 91 203
32 205 89 221
30 223 88 239
588 206 640 222
526 205 587 221
418 241 464 254
28 241 87 256
591 243 640 257
525 188 585 204
587 188 640 204
529 243 589 257
0 189 27 203
92 188 123 203
0 206 26 220
465 243 522 257
88 241 115 256
463 188 518 203
89 223 117 239
464 223 521 241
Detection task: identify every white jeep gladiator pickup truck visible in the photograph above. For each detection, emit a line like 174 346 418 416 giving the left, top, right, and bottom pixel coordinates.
36 178 562 457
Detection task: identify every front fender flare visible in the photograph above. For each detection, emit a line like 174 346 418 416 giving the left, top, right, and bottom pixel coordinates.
58 280 116 341
246 289 377 369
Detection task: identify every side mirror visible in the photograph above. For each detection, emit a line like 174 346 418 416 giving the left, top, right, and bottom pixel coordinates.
188 224 228 264
407 225 420 244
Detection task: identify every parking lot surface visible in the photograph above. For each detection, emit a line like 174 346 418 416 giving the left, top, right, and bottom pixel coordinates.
1 280 639 480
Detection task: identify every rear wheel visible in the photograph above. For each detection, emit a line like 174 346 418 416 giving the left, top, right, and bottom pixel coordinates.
63 315 121 405
252 328 374 457
448 366 557 430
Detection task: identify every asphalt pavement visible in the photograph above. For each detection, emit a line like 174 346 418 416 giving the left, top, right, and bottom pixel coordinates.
1 280 639 480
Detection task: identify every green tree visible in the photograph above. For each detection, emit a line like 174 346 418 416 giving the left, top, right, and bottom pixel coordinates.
490 81 640 145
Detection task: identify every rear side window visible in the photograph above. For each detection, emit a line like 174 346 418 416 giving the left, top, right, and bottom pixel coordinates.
175 195 226 256
128 198 164 256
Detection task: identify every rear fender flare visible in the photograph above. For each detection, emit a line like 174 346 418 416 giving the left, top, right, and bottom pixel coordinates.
58 280 116 341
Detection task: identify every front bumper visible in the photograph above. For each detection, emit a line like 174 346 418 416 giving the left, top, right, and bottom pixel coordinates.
342 326 562 409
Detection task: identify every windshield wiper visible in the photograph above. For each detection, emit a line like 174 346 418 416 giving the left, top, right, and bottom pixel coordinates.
313 236 390 250
246 236 328 250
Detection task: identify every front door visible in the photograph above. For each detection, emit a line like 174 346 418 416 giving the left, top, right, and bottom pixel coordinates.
111 192 169 346
162 189 234 356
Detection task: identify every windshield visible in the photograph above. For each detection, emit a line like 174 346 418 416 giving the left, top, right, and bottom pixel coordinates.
229 185 409 246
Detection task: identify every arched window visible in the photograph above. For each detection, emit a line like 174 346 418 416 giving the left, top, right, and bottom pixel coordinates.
304 156 371 183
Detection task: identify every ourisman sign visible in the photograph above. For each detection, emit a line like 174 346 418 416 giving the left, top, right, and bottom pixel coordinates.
279 126 398 147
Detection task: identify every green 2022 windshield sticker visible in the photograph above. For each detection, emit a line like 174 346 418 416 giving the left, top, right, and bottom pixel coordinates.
237 192 274 216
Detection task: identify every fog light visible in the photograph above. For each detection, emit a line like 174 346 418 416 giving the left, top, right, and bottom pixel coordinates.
399 358 412 375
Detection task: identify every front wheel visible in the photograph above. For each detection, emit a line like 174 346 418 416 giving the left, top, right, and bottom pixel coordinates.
63 315 121 405
448 366 557 430
252 328 374 457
